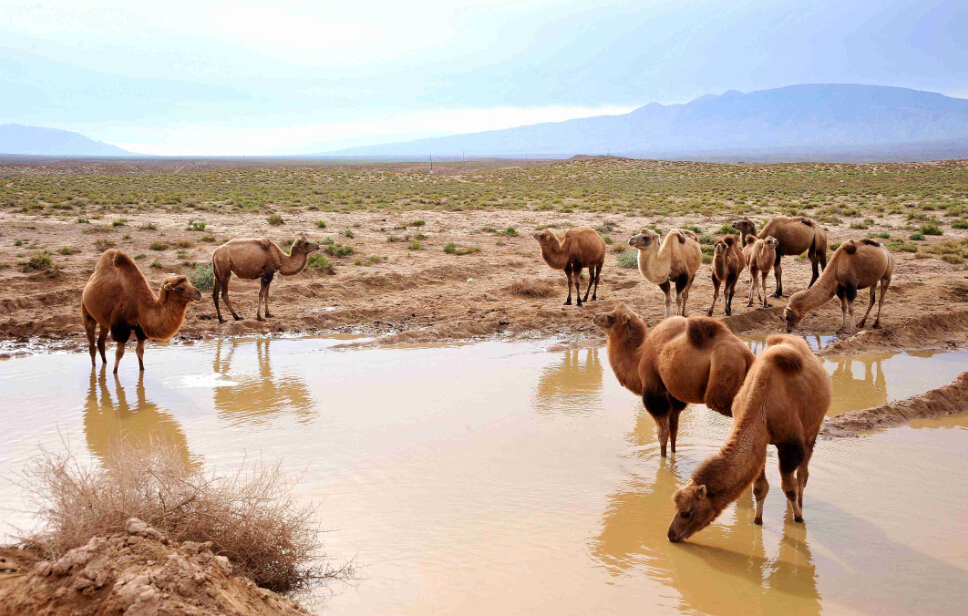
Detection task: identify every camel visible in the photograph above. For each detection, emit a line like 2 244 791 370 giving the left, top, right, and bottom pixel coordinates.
628 229 703 317
81 249 202 374
593 303 756 457
212 236 320 323
533 227 606 307
747 236 779 308
732 216 828 297
706 235 746 317
784 239 893 335
667 335 831 542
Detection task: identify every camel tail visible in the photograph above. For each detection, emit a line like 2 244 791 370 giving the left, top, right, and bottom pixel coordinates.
766 345 803 373
686 319 719 349
842 239 858 255
813 228 828 258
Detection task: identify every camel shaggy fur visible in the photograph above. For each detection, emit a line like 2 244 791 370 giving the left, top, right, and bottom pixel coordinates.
747 236 779 308
212 236 320 322
706 235 746 317
628 229 703 317
784 239 894 335
533 227 606 307
733 216 828 297
668 335 831 542
81 249 201 374
594 303 756 457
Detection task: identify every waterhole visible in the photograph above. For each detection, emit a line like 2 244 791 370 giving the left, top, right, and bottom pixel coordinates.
1 336 967 615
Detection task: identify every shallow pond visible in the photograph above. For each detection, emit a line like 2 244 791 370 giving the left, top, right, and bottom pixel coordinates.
1 336 967 615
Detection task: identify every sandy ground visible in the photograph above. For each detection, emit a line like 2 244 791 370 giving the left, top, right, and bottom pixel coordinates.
2 207 968 356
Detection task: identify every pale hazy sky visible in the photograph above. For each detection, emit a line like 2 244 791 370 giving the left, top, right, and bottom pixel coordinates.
1 0 965 155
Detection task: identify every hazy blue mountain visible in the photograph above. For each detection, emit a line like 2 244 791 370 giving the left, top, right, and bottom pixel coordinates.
0 124 132 156
326 85 968 160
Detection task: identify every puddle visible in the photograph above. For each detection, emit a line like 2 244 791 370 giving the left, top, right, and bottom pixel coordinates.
1 337 967 615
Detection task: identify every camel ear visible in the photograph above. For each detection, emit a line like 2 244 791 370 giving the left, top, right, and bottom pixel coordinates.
623 314 632 330
695 484 707 500
162 283 173 291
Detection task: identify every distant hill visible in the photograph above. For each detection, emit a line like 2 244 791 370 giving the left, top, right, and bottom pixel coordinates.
326 85 968 162
0 124 132 156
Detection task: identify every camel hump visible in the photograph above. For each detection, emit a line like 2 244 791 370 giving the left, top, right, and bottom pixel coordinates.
842 239 858 255
686 318 719 348
258 239 271 250
861 238 881 247
744 235 756 246
111 250 138 272
767 345 803 373
723 235 736 247
798 218 814 227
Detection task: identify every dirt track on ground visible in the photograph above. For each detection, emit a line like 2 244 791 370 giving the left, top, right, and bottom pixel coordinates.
2 207 968 355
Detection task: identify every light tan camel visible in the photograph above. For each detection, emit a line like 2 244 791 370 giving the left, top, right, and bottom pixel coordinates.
668 335 831 542
784 239 893 335
594 303 756 457
533 227 606 307
747 236 779 308
733 216 828 297
741 235 757 286
212 236 320 323
628 229 703 317
82 249 201 374
706 235 746 317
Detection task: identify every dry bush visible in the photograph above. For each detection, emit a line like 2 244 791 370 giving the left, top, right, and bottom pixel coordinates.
17 439 352 593
507 279 556 298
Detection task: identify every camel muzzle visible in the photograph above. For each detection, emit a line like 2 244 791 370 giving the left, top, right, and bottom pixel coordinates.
667 528 681 543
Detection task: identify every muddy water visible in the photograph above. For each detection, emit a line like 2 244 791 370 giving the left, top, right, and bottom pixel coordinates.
2 337 967 615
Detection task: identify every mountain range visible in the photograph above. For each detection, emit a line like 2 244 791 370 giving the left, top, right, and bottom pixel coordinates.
0 124 131 157
326 84 968 161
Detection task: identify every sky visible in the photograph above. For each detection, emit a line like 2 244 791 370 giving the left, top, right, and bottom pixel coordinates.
1 0 966 155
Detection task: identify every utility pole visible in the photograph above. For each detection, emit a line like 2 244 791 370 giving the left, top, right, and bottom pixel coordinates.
430 155 433 174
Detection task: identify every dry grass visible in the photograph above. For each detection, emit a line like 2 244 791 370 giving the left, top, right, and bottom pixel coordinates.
16 439 353 593
507 279 557 298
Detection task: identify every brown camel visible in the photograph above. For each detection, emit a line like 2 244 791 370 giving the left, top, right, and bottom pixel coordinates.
668 334 831 542
628 229 703 317
706 235 746 317
733 216 828 297
533 227 606 307
741 235 757 286
747 236 779 308
784 239 893 335
594 303 756 457
212 236 320 323
81 249 201 374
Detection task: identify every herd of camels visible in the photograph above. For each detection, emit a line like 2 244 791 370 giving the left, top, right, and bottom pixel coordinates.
79 213 894 543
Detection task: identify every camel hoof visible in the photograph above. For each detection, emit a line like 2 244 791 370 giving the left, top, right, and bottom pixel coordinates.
764 303 772 308
233 315 243 321
754 517 763 526
563 300 572 306
706 310 713 317
872 322 880 329
257 317 266 322
265 312 274 318
794 516 804 523
218 318 226 324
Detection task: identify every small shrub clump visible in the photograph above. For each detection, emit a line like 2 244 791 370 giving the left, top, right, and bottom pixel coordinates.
188 264 215 291
443 242 480 255
307 253 336 274
149 241 169 251
267 214 284 226
617 249 638 268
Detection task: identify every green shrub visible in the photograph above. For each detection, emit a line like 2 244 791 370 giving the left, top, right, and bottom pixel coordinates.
22 251 53 272
187 219 206 231
616 249 638 268
443 242 480 255
409 219 426 227
324 243 354 257
602 235 613 244
920 223 943 236
307 253 335 274
910 233 926 241
716 225 739 235
59 246 79 255
495 226 518 236
93 238 116 251
408 240 423 250
134 253 147 260
76 217 90 224
150 259 163 269
868 232 890 239
315 220 326 228
267 214 284 226
188 264 215 290
344 229 355 238
952 219 968 229
112 219 126 227
149 241 168 251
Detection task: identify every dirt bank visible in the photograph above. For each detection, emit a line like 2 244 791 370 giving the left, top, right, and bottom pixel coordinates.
0 519 309 616
2 206 968 355
821 372 968 438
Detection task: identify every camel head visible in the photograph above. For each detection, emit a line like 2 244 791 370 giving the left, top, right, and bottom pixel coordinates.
783 292 806 332
668 481 717 543
593 303 644 337
161 275 202 303
732 218 756 237
628 229 658 251
532 229 558 245
713 239 729 256
291 236 320 255
764 236 779 249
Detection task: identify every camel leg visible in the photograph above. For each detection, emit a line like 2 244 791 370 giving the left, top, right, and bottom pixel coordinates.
668 405 681 455
82 305 98 367
707 275 721 317
772 255 783 298
873 278 889 329
725 275 737 316
858 285 877 328
590 264 601 301
97 326 108 365
797 441 815 511
761 271 772 308
213 272 225 324
778 441 806 522
256 279 268 322
263 271 275 318
135 338 146 371
574 264 584 307
658 281 672 318
220 275 243 321
752 462 769 525
581 263 593 303
837 291 850 333
674 272 690 317
113 341 126 375
654 414 670 458
563 266 573 306
747 267 758 307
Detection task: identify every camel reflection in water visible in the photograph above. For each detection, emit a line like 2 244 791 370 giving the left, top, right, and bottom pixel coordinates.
83 367 194 469
591 411 822 616
212 338 314 425
826 353 892 416
533 348 603 414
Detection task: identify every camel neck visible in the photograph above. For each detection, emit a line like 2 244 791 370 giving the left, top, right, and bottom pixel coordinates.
279 249 308 276
605 321 647 395
796 267 838 312
142 290 189 340
694 412 770 512
538 238 568 270
639 241 673 283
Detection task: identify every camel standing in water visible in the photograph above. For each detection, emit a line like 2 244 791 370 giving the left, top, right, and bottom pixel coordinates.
212 236 319 323
594 303 756 457
668 335 831 542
